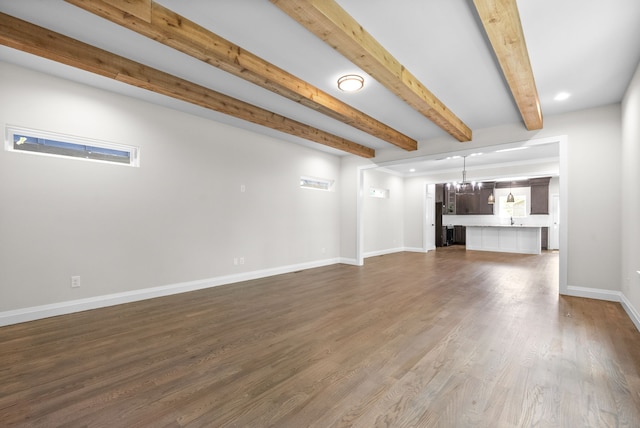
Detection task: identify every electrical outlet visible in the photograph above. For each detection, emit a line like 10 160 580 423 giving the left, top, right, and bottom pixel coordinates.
240 184 246 193
239 257 245 265
71 276 81 288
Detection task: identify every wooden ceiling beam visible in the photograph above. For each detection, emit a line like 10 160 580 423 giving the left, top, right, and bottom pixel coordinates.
64 0 416 152
472 0 543 130
0 12 374 158
271 0 472 143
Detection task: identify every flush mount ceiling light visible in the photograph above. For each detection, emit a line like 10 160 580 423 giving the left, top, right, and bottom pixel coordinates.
337 74 364 92
554 92 571 101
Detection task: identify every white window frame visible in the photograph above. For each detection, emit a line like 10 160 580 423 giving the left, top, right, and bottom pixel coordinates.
369 187 390 199
5 126 140 167
300 175 334 191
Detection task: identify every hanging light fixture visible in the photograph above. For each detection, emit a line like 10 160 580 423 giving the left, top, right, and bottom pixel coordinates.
454 156 482 194
487 192 495 204
507 182 515 203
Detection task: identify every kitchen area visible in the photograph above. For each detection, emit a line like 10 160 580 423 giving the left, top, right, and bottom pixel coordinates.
436 176 559 255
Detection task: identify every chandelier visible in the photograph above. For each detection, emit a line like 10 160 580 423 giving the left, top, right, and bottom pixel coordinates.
453 156 481 194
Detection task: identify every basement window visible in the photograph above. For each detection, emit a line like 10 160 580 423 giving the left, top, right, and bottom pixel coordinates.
5 126 139 167
369 187 389 199
300 176 334 191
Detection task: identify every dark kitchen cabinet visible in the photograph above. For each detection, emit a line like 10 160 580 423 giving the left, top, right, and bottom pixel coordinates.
444 186 456 214
530 177 551 214
455 193 478 214
435 203 443 247
436 184 444 204
454 182 495 215
454 225 466 244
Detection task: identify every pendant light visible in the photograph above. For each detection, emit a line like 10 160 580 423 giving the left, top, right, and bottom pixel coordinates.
507 182 515 203
453 155 485 195
455 156 471 193
487 192 495 204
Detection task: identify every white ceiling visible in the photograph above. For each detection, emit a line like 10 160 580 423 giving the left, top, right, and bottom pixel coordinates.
1 0 638 177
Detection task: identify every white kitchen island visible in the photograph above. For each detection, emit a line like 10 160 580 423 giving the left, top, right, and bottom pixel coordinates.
465 225 542 255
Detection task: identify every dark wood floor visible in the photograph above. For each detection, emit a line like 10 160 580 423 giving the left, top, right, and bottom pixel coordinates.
1 247 639 427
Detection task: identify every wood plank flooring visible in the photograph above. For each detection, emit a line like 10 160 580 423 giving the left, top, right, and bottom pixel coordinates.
1 247 640 427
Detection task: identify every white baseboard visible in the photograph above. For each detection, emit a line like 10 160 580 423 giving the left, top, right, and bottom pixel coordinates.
6 261 639 334
363 247 406 259
339 257 362 266
403 247 429 253
564 285 640 333
563 285 622 302
620 293 640 332
0 257 341 327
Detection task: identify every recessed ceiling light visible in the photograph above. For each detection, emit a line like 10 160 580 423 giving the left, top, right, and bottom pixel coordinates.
337 74 364 92
554 92 571 101
409 168 416 172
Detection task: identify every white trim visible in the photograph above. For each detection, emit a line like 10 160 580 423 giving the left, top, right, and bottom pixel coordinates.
363 247 405 259
0 258 341 327
423 183 436 253
375 136 563 171
558 135 569 294
363 247 428 257
563 285 622 302
300 175 334 191
356 167 364 266
356 163 380 266
404 247 429 253
339 257 362 266
5 124 140 167
621 293 640 332
562 286 640 333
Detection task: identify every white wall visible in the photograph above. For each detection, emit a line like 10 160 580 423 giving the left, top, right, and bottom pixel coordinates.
0 62 341 318
339 156 374 265
362 169 404 256
345 104 623 299
560 106 622 292
621 61 640 329
402 178 427 251
3 58 637 330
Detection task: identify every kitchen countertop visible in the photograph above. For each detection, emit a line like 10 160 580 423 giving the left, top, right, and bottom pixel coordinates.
463 224 545 228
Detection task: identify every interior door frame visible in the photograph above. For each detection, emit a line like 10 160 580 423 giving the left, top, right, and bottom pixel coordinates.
424 184 436 251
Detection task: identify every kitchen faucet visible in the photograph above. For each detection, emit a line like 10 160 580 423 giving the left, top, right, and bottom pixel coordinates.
510 216 514 225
